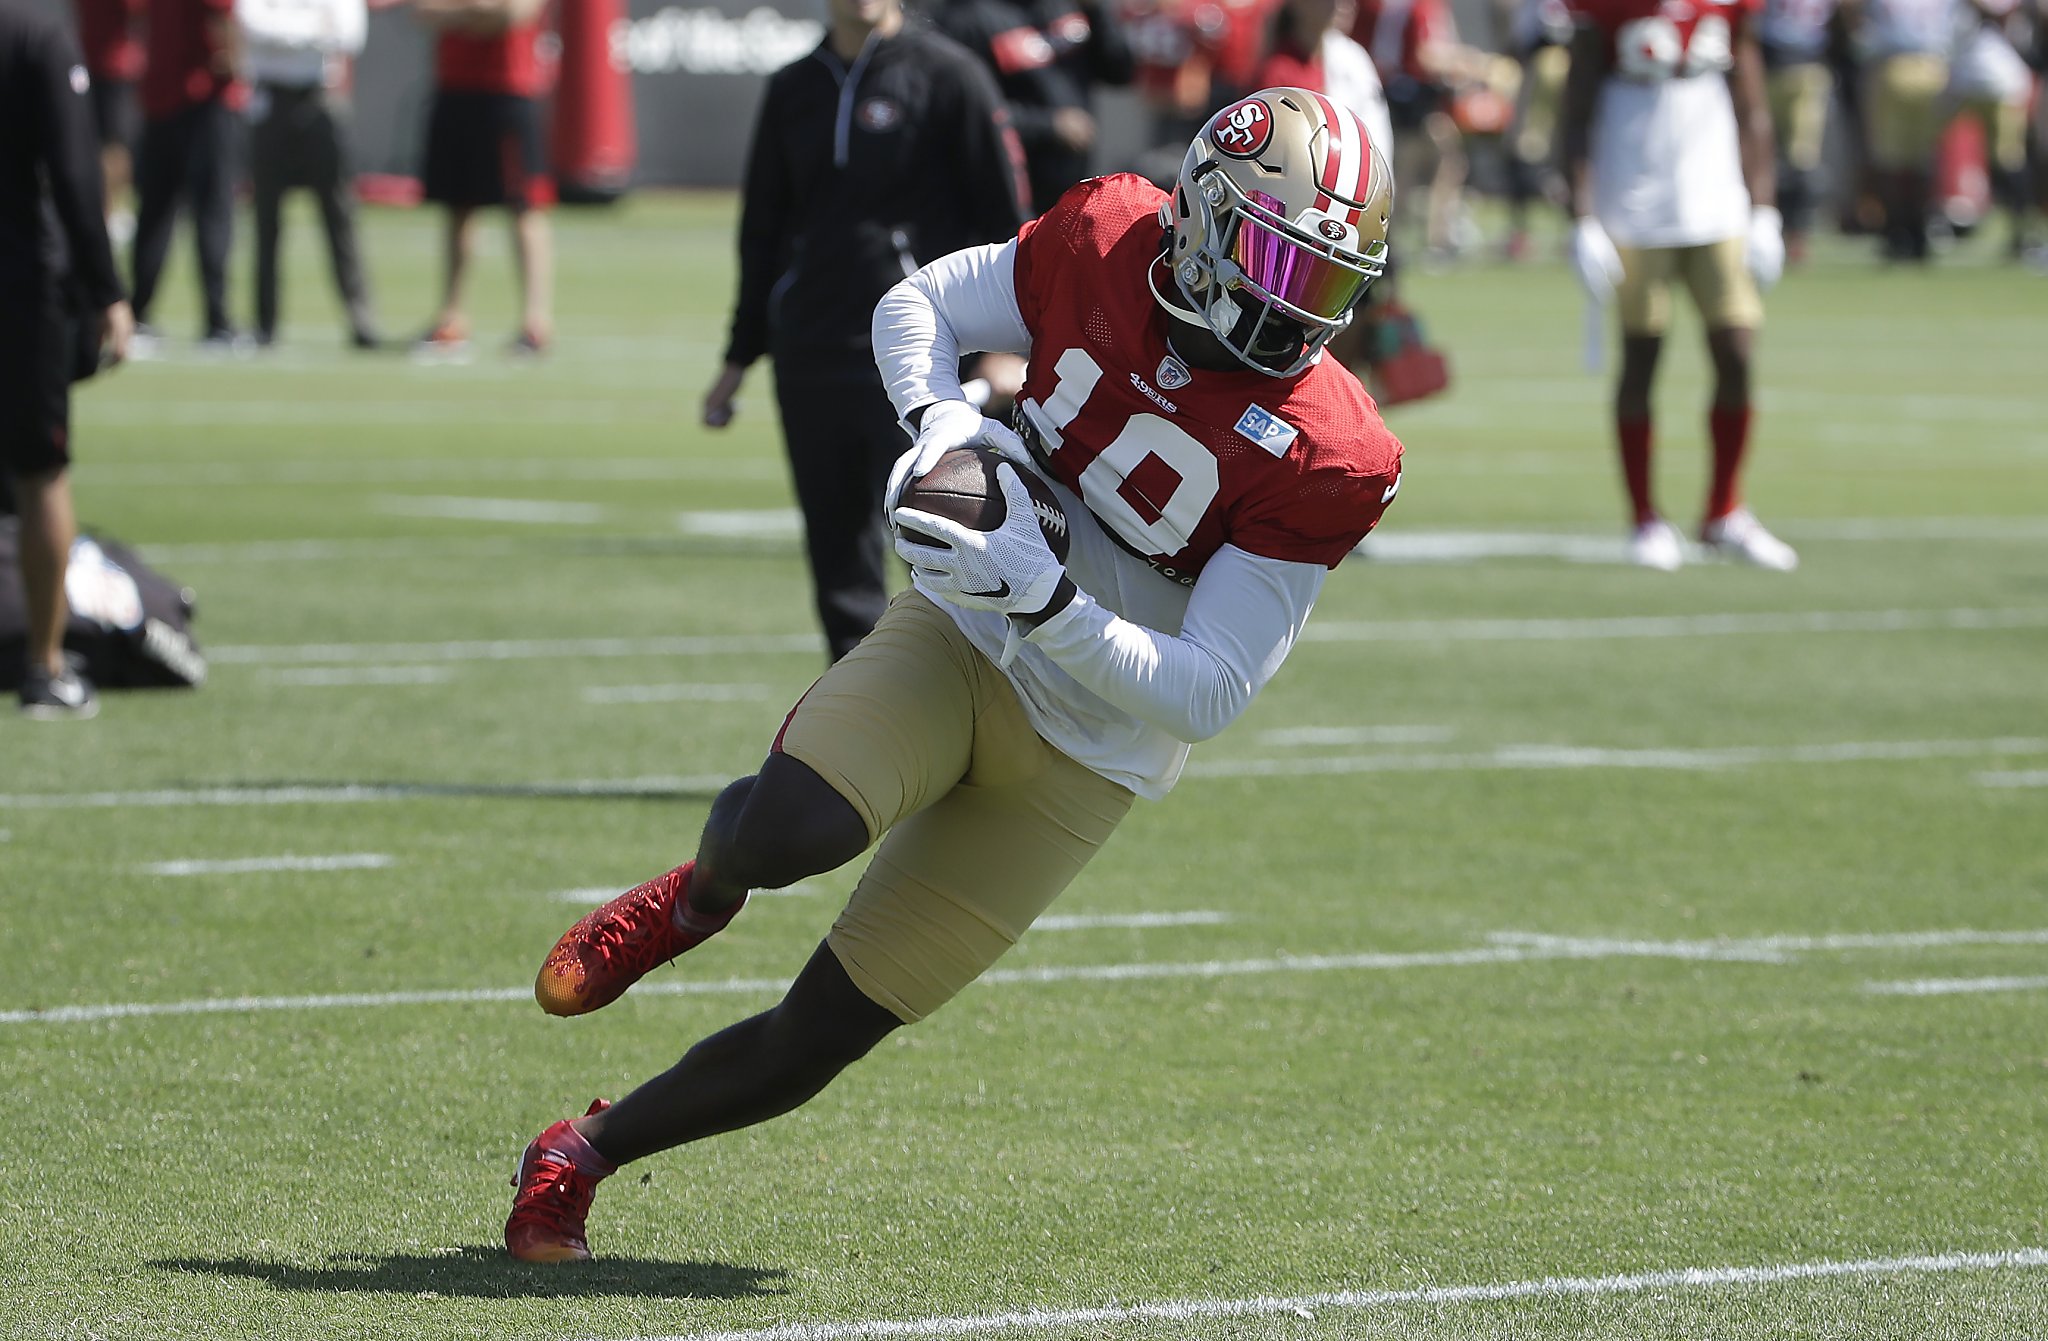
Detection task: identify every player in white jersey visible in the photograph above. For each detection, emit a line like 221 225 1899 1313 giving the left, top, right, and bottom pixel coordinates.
1846 0 1959 257
1759 0 1838 259
1560 0 1798 572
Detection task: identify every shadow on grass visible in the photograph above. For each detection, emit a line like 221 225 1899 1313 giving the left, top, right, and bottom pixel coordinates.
152 1245 788 1300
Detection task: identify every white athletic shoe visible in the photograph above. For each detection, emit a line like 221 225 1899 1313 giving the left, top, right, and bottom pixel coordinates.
1629 518 1685 571
1702 508 1799 571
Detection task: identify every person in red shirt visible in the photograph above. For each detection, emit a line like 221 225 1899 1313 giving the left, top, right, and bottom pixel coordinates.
71 0 144 239
411 0 555 358
130 0 243 346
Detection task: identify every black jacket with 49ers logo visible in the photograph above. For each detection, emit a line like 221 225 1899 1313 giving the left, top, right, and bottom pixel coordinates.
724 19 1030 373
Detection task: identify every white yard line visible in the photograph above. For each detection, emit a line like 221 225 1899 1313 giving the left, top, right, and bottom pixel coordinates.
6 925 2042 1027
1189 737 2048 780
140 854 394 876
265 666 454 687
550 881 826 905
582 684 777 705
1032 912 1230 931
675 510 804 539
5 738 2042 811
1302 607 2048 644
188 607 2048 666
375 496 611 525
207 633 818 666
1978 770 2048 788
1253 725 1455 747
590 1247 2048 1341
1864 976 2048 997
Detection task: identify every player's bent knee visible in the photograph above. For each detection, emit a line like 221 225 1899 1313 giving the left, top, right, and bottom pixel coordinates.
722 754 869 890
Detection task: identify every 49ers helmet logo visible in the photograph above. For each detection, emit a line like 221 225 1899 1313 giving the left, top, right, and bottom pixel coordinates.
1209 98 1273 158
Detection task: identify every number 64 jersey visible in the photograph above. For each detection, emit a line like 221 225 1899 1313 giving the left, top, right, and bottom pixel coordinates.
890 173 1402 798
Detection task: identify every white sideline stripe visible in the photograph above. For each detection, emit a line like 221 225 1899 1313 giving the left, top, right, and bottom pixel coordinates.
9 925 2045 1026
1978 770 2048 788
376 496 610 525
675 509 803 539
7 739 2044 811
1189 737 2048 779
208 634 819 666
84 458 781 488
1032 912 1230 931
1254 725 1454 747
265 666 454 687
1302 606 2048 644
1865 976 2048 997
141 853 394 876
194 608 2048 666
594 1248 2048 1341
582 683 775 705
0 775 737 810
550 881 825 904
1359 531 1638 565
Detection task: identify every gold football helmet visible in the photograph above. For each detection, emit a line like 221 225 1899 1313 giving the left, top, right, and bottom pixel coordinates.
1156 87 1393 377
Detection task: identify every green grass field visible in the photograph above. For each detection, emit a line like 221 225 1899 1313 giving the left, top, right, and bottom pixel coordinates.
3 195 2046 1341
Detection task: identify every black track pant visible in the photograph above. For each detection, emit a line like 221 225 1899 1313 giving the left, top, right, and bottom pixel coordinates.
131 98 237 334
773 367 912 662
251 84 373 342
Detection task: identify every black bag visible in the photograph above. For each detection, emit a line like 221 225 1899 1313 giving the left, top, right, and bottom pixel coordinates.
0 518 206 691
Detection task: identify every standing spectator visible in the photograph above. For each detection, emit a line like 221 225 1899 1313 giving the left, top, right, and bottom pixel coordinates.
1257 0 1394 153
130 0 244 347
935 0 1135 211
411 0 555 358
239 0 379 348
700 0 1029 662
1946 0 2033 255
1759 0 1837 262
1353 0 1471 260
1500 0 1574 260
1844 0 1957 259
71 0 145 244
1561 0 1798 572
2 0 133 717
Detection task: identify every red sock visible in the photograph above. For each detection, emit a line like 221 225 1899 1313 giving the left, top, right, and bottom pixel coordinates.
1617 415 1655 526
1706 403 1753 523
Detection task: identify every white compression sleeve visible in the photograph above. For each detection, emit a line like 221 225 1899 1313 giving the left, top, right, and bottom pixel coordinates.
1024 545 1326 743
872 241 1031 423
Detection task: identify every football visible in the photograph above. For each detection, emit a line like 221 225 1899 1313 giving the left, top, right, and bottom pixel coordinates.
896 447 1071 563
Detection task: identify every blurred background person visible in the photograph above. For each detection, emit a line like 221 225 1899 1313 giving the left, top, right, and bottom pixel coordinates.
1352 0 1474 262
1759 0 1837 263
1945 0 2033 255
71 0 145 245
129 0 244 349
1256 0 1394 152
2 0 133 717
238 0 380 349
1844 0 1956 260
1499 0 1574 260
1562 0 1797 572
937 0 1135 212
701 0 1028 662
411 0 554 359
1120 0 1273 173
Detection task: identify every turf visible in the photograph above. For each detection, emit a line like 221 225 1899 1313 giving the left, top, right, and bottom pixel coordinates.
2 196 2045 1341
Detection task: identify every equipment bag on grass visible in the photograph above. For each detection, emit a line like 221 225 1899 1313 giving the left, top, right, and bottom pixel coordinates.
0 518 206 691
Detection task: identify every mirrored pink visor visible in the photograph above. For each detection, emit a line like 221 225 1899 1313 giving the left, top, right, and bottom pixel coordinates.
1230 192 1369 323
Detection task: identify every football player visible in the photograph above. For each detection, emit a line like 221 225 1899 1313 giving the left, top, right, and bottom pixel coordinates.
504 88 1404 1263
1560 0 1800 570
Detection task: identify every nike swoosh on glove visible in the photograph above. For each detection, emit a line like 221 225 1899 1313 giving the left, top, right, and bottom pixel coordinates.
1747 206 1785 291
892 463 1066 619
1570 216 1625 304
884 399 1033 516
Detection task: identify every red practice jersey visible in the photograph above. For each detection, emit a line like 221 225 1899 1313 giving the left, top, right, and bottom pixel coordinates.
1571 0 1759 79
436 6 554 97
1011 174 1402 583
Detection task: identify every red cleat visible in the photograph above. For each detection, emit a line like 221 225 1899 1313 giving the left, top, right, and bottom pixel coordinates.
534 862 745 1016
506 1099 612 1263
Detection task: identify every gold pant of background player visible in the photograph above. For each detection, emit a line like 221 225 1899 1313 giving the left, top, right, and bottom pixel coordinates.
1615 236 1763 337
779 591 1136 1023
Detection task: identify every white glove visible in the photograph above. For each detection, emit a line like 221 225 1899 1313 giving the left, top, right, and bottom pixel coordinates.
892 463 1066 619
883 399 1032 516
1570 216 1625 305
1747 206 1785 291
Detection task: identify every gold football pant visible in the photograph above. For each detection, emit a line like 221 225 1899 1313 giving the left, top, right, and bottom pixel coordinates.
777 591 1136 1023
1615 236 1763 337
